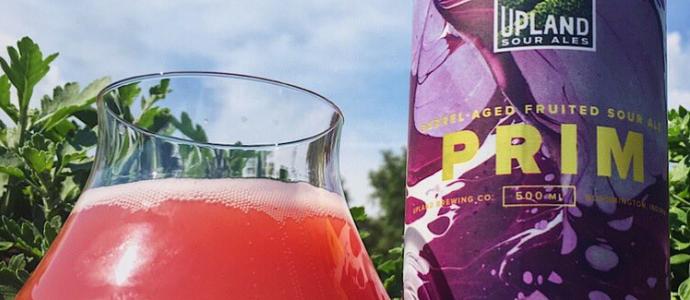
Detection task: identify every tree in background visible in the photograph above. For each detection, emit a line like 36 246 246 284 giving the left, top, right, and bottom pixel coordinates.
349 149 406 299
669 107 690 299
365 149 406 253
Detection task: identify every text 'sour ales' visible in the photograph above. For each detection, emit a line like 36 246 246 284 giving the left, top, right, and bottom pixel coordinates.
18 179 388 299
405 0 668 299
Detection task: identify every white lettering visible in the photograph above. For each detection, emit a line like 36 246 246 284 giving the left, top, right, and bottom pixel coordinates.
577 18 589 36
544 15 558 35
529 13 543 35
515 10 529 35
500 6 514 36
559 16 575 35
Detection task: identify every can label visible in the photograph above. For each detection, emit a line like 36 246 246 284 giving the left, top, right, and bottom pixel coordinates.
405 0 668 299
494 0 596 52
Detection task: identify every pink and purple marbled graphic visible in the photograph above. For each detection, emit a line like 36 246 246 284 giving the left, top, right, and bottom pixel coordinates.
404 0 668 299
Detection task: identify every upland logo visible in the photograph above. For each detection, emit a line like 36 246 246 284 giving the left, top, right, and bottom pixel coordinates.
494 0 596 52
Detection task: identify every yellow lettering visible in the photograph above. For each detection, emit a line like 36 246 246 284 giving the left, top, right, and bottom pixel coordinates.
561 124 578 174
525 104 533 114
536 104 545 114
590 106 599 116
494 106 503 116
496 124 542 175
443 130 480 180
596 126 644 183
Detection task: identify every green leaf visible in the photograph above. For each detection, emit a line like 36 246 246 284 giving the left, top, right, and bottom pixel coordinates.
16 268 29 282
72 108 98 128
172 112 208 142
0 37 58 115
8 254 26 271
671 162 690 184
388 246 403 255
0 241 12 251
0 268 20 294
383 274 398 290
680 277 690 300
22 147 54 174
671 254 690 265
672 239 690 251
377 259 399 273
1 216 21 239
136 106 166 129
148 78 171 97
19 223 35 248
106 83 141 122
0 152 25 179
47 118 77 139
0 173 8 195
43 215 61 245
117 83 141 108
64 152 88 166
0 127 21 149
147 110 175 133
350 206 368 222
141 78 171 110
59 175 80 202
0 75 18 123
70 127 98 149
36 77 110 130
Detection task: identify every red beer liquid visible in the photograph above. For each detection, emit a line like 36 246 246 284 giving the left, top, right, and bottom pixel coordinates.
18 178 388 299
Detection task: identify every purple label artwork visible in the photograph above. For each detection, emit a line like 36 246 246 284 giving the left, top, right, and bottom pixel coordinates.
404 0 668 299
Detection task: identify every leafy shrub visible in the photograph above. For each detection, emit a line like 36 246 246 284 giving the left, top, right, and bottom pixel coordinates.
670 107 690 300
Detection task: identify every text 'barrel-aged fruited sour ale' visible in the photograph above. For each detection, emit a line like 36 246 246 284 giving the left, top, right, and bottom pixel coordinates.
405 0 668 299
18 179 387 299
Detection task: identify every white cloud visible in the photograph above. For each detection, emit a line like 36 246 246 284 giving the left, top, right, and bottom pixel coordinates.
668 32 690 109
0 0 411 211
0 0 409 90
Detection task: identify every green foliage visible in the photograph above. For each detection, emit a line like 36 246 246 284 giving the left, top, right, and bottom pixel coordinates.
366 149 406 254
36 78 109 131
0 38 205 298
670 106 690 300
531 0 585 16
350 205 403 299
0 37 58 146
501 0 542 10
0 37 107 299
349 148 406 298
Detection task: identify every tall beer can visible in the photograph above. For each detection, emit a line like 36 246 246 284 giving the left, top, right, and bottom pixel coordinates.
405 1 668 299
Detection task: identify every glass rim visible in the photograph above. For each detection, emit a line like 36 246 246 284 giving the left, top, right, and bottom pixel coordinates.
97 71 345 149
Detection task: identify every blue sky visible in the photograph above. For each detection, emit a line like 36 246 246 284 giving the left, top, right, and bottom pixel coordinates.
0 1 688 212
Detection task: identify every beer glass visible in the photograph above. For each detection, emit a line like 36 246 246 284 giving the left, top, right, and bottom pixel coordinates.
17 72 388 299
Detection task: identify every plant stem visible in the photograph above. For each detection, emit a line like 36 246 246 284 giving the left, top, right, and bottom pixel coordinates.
17 83 33 147
673 193 690 206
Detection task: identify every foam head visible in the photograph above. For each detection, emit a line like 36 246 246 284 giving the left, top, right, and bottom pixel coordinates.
75 178 348 221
